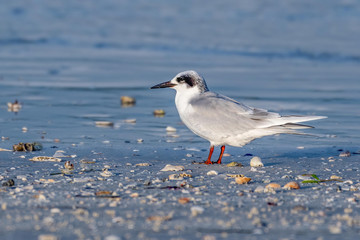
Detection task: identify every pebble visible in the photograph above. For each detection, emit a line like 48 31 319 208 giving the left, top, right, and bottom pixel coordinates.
250 156 264 167
160 164 184 172
30 156 62 162
95 121 114 127
178 197 190 204
283 182 300 190
235 177 251 184
329 225 342 234
206 170 218 176
166 126 177 132
137 138 144 143
22 127 28 132
153 109 165 117
124 119 136 123
121 96 136 107
339 151 351 157
265 183 281 189
100 169 113 177
104 235 121 240
191 206 204 216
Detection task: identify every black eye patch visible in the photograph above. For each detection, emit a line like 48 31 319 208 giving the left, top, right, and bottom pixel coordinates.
177 76 194 87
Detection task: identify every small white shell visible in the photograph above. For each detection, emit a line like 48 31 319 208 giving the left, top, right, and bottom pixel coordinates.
250 156 264 167
206 170 218 176
160 164 184 172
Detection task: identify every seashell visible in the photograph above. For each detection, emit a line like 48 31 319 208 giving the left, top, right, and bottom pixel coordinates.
191 206 204 216
178 197 190 204
265 183 281 189
135 163 150 167
330 175 342 180
30 156 62 162
100 169 113 177
235 177 251 184
179 173 192 178
283 181 300 190
206 170 218 176
250 156 264 167
160 164 184 172
166 126 177 132
339 151 351 157
226 162 243 167
137 139 144 143
124 119 136 123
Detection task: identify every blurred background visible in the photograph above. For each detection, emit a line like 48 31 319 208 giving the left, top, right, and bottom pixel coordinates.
1 0 359 155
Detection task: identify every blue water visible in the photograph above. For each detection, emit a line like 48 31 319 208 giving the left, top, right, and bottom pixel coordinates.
1 0 359 156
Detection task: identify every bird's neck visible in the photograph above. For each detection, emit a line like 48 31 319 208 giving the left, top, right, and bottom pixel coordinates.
174 88 201 113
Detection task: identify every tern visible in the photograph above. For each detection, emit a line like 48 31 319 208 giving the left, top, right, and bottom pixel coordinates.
151 70 326 164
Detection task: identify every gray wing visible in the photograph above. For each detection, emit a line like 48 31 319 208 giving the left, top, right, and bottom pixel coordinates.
184 92 279 139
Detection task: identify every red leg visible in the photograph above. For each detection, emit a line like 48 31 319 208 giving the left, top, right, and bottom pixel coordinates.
204 146 214 164
216 145 225 164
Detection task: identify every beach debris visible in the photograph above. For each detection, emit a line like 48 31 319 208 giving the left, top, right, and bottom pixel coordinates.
283 182 300 190
153 109 165 117
191 206 204 216
53 150 75 158
160 164 184 172
0 148 12 152
95 191 113 196
265 183 281 189
227 174 244 178
339 151 351 157
100 169 113 177
2 179 15 187
124 119 136 123
166 126 177 132
38 234 58 240
30 156 62 162
330 175 342 180
250 156 264 167
95 121 114 127
235 177 251 184
135 163 151 167
178 197 190 204
7 100 22 112
64 161 74 170
168 174 183 180
120 96 136 107
206 170 218 176
147 214 172 222
226 162 243 167
13 142 42 152
254 186 265 193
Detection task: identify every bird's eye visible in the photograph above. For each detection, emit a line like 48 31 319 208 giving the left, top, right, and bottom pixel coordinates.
176 77 185 83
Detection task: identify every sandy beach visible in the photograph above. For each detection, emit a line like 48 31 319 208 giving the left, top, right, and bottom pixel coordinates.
1 0 360 239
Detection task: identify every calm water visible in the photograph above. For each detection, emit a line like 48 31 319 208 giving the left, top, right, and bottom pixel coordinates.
1 0 360 161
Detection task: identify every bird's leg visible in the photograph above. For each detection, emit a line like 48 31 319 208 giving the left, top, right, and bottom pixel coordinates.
215 145 225 164
204 146 214 164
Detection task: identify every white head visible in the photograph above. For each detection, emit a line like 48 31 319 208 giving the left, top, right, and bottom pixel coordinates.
151 70 209 94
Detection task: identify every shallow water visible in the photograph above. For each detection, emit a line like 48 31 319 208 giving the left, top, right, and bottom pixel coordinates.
1 1 360 239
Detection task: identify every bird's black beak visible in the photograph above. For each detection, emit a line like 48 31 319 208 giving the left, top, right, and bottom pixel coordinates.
150 81 176 89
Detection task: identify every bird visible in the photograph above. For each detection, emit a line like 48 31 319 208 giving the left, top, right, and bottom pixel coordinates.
151 70 326 164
